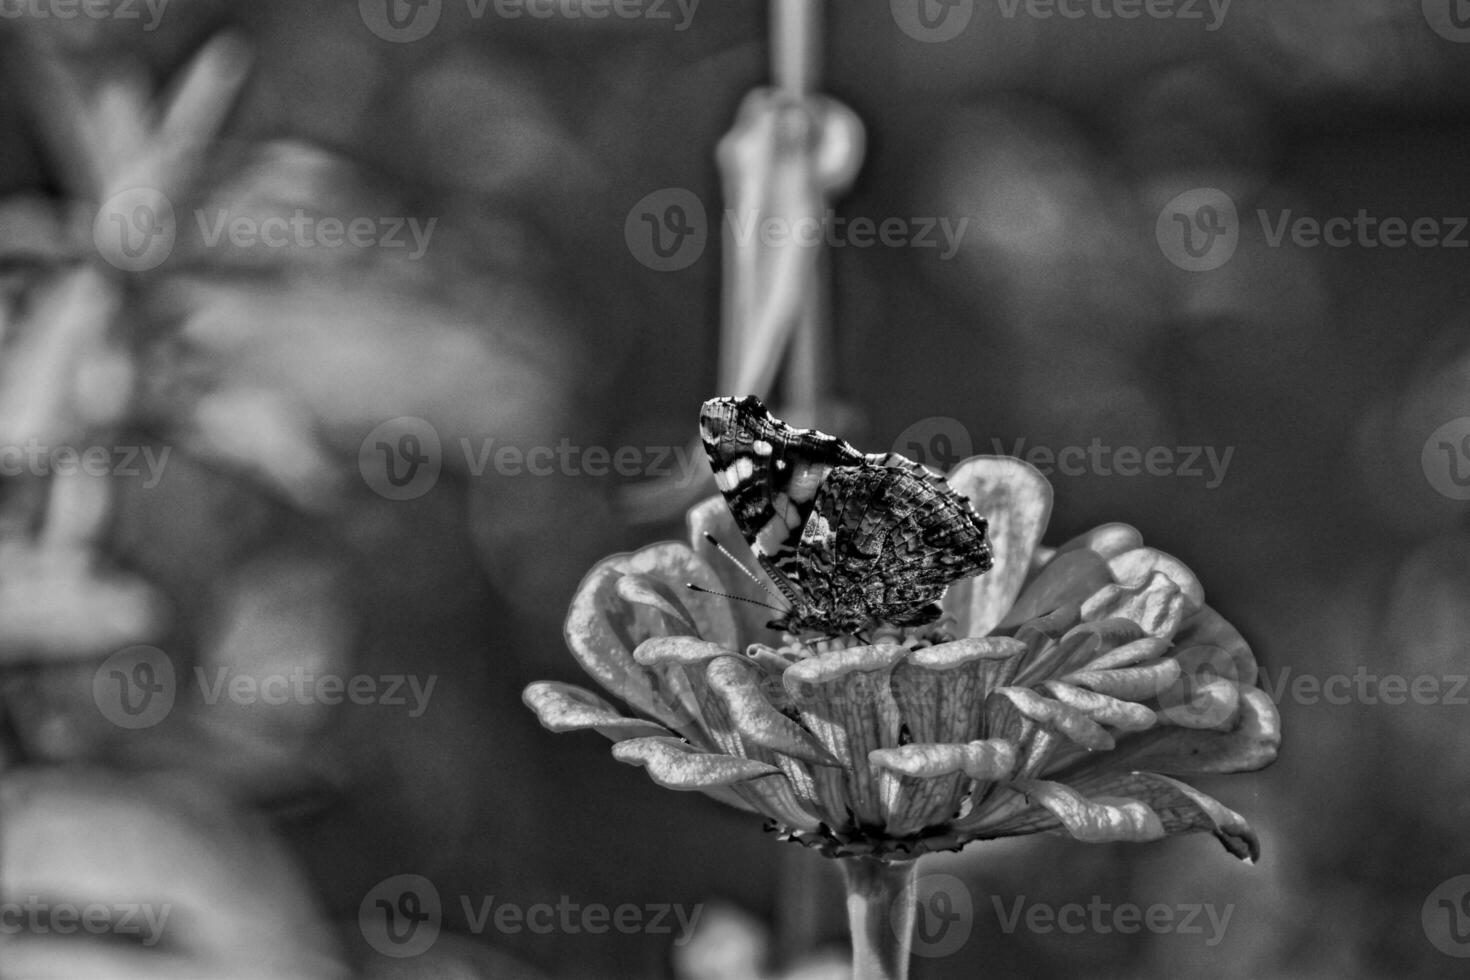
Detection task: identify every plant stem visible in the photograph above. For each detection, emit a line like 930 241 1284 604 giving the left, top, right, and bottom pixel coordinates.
840 856 918 980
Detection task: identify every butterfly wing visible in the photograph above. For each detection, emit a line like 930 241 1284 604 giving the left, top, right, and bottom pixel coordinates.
699 395 862 592
700 395 991 635
810 459 992 629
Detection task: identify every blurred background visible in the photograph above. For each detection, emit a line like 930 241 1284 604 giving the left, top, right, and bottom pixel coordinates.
0 0 1469 977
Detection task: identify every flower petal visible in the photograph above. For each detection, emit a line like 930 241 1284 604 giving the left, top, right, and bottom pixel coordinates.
1156 646 1243 730
990 687 1115 752
1070 772 1261 861
943 456 1053 637
892 637 1025 745
522 682 674 741
706 656 840 767
1063 659 1181 701
688 495 780 646
870 740 1015 780
563 545 734 732
1041 681 1158 732
612 736 782 789
999 548 1113 631
1101 688 1281 775
1009 779 1166 844
1056 523 1144 559
783 645 906 826
1173 605 1258 686
1108 548 1205 612
1079 572 1186 638
634 636 730 668
869 740 1016 836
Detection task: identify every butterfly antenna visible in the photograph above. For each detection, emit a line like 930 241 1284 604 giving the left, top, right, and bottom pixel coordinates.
699 537 793 614
684 582 787 614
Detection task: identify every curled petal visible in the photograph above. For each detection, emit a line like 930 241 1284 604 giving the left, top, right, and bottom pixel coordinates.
1072 772 1261 861
783 643 907 693
1000 549 1113 631
634 636 730 667
1056 523 1144 560
1174 605 1258 686
1104 689 1281 775
563 546 735 731
522 682 673 741
1063 658 1181 701
1156 646 1243 730
616 576 697 633
1012 779 1166 844
991 687 1114 751
869 740 1015 780
612 737 782 789
784 645 906 826
1108 548 1204 611
943 456 1053 636
706 657 840 767
1080 572 1186 638
906 636 1027 672
1041 682 1158 732
1081 636 1173 672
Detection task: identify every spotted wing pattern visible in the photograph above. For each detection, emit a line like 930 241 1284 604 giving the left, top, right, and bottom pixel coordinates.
699 395 992 635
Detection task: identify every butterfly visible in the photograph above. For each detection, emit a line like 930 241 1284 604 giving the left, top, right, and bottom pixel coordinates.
698 395 992 637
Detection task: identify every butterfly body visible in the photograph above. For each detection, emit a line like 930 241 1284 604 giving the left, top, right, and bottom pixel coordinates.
699 395 992 636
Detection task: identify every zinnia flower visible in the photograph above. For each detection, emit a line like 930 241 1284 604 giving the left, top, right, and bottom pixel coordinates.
524 456 1279 864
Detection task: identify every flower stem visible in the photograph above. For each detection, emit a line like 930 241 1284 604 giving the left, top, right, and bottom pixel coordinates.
840 856 917 980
